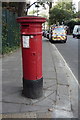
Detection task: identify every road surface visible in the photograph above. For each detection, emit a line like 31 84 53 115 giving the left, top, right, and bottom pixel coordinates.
55 35 78 82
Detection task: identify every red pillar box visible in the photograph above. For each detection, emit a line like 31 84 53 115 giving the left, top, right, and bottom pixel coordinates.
17 16 46 99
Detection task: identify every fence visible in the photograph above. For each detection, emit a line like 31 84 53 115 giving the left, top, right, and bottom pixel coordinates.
2 8 20 54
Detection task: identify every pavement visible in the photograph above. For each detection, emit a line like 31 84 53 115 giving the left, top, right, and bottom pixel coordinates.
0 37 78 118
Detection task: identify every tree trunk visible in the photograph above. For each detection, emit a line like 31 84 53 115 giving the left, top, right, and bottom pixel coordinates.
18 2 26 17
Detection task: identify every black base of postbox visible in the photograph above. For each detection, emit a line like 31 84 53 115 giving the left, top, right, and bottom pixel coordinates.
22 77 43 99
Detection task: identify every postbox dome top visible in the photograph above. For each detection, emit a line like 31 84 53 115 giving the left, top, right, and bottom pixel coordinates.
17 16 46 23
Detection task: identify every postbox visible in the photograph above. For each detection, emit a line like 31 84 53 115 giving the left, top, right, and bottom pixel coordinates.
17 16 46 99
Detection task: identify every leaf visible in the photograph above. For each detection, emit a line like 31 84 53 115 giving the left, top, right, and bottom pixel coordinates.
48 108 53 112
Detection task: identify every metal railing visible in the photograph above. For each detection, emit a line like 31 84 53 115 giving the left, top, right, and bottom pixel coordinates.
2 8 20 54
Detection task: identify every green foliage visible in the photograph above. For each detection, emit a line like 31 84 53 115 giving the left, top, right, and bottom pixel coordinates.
2 2 19 13
49 7 73 25
65 18 80 33
2 46 20 54
75 11 80 18
49 1 76 25
55 2 75 12
2 2 27 16
2 9 20 54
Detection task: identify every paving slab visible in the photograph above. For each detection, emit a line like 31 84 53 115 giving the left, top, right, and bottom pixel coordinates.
2 89 55 105
57 71 69 85
34 96 55 107
1 38 78 118
55 85 71 111
20 104 49 113
2 112 37 118
2 82 22 97
43 78 57 89
43 71 56 79
50 42 78 117
2 102 21 114
67 73 78 118
36 109 73 118
0 102 2 114
51 109 73 118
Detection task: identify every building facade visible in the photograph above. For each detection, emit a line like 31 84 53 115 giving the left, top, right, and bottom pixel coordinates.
78 1 80 11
